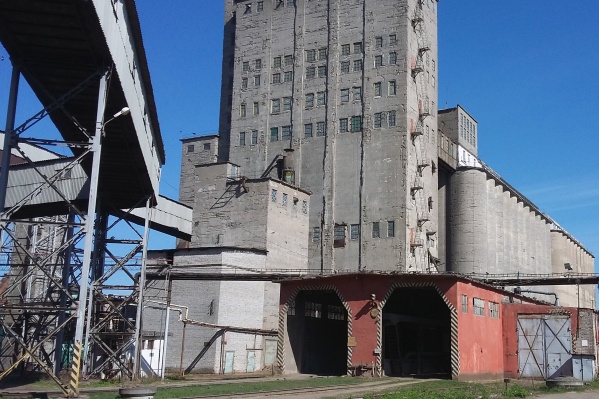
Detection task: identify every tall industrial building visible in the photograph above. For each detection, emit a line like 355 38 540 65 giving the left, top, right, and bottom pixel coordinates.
218 0 439 272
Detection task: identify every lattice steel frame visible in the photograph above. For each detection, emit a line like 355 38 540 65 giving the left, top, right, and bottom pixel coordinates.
0 64 151 395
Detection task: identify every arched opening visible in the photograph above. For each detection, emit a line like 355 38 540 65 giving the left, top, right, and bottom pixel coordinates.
287 290 348 375
382 286 451 378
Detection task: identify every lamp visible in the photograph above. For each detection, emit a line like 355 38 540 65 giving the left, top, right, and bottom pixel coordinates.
102 107 130 136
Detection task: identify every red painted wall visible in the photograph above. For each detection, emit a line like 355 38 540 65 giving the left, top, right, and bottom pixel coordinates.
455 281 505 380
502 303 579 378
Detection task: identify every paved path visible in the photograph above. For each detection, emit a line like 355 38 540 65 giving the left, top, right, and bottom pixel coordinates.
534 390 599 399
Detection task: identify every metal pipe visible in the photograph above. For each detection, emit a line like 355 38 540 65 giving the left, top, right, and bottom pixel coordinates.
513 288 560 306
0 65 20 210
160 305 170 380
179 321 187 376
133 197 152 378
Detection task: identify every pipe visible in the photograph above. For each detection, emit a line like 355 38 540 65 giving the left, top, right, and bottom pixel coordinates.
513 288 560 306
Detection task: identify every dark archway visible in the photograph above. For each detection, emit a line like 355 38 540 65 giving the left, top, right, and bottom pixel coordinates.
382 286 451 378
287 290 347 375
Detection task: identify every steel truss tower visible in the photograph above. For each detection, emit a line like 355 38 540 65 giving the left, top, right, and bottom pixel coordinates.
0 65 151 396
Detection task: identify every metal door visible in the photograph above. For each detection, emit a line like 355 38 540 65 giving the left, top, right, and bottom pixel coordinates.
246 351 256 372
518 315 572 379
224 351 235 374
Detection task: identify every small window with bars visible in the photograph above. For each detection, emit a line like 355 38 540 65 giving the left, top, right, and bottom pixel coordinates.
271 189 277 203
473 297 485 316
304 301 321 318
461 294 468 313
489 302 499 318
350 224 360 240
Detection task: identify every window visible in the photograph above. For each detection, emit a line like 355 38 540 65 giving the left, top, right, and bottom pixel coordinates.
374 82 382 97
473 297 485 316
353 59 363 72
243 61 250 72
389 80 397 96
353 41 362 54
318 48 327 60
257 1 264 12
304 123 313 138
341 61 350 74
251 130 258 144
253 102 259 115
389 51 397 65
282 125 291 140
282 193 288 207
244 4 252 14
431 75 435 88
242 77 248 89
339 118 348 132
270 127 279 142
312 227 321 242
288 300 296 316
305 302 321 318
388 110 396 127
318 65 327 78
306 66 316 79
334 225 346 240
203 143 210 151
387 221 395 237
284 71 293 82
255 59 262 69
372 222 380 238
302 200 308 214
375 36 383 48
187 144 194 153
316 121 326 136
271 189 277 203
306 49 316 62
341 44 350 55
350 224 360 240
317 91 326 106
240 103 247 117
352 86 362 100
341 88 349 102
375 55 383 68
283 97 292 111
489 302 499 319
461 295 468 313
284 55 293 66
432 59 436 71
271 98 280 113
273 56 281 68
327 305 345 320
389 34 397 45
351 115 362 132
305 93 314 108
272 73 281 84
374 112 382 128
239 131 246 146
254 75 261 86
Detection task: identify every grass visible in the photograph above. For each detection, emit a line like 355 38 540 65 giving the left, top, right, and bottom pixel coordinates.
367 379 599 399
88 376 363 399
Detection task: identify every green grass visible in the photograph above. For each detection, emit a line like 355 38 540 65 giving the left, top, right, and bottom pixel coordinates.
88 376 363 399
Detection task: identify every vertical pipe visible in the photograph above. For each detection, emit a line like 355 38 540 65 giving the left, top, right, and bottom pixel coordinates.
73 70 108 376
160 306 170 380
179 321 187 376
133 197 152 378
0 65 20 211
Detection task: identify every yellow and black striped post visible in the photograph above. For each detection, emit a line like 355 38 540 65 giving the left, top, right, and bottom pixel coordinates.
68 341 83 398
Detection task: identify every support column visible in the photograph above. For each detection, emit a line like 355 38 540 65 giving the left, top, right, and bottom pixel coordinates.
0 65 20 210
69 70 108 397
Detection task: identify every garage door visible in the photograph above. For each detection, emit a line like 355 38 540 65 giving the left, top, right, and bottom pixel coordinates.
517 315 573 379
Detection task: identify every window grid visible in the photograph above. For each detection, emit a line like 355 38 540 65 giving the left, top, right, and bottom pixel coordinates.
473 297 485 316
253 102 259 115
327 305 345 320
341 61 350 74
285 55 293 66
353 59 363 72
271 99 280 113
239 132 246 146
305 93 314 108
271 189 277 203
273 56 281 68
375 55 383 68
317 91 326 106
242 61 250 72
372 222 380 238
341 89 349 102
387 221 395 237
282 125 291 140
374 82 382 97
316 121 326 137
341 44 350 56
302 200 308 214
283 97 292 111
389 52 397 65
282 193 288 207
350 224 360 240
306 49 316 62
318 65 327 78
318 48 327 60
352 86 362 101
304 302 321 318
255 59 262 69
312 227 321 242
461 295 468 313
389 80 397 96
304 123 313 138
334 225 346 240
389 34 397 45
374 112 382 128
270 127 278 142
489 302 499 319
354 42 362 54
240 103 246 117
284 71 293 82
306 66 316 79
375 36 383 48
339 118 348 132
251 130 258 145
388 110 396 127
254 75 261 86
351 116 362 132
272 73 281 84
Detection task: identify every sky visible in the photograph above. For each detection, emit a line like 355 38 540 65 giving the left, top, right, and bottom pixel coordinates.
0 1 597 263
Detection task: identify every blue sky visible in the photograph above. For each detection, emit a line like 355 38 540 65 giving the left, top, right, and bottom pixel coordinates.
0 1 597 262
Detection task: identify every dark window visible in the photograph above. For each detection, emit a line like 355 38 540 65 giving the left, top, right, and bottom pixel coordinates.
316 121 326 136
389 52 397 65
187 144 194 153
374 112 382 128
239 132 246 146
388 110 396 127
251 130 258 144
375 55 383 68
312 227 321 242
255 59 262 69
462 295 468 313
272 73 281 84
203 143 210 151
317 65 327 78
283 97 292 111
341 61 350 74
317 91 326 106
353 59 363 72
284 71 293 82
389 34 397 45
341 44 350 55
305 93 314 108
374 82 382 97
306 66 316 79
273 56 281 68
375 36 383 48
284 55 293 66
351 116 362 132
318 48 327 60
271 98 280 113
354 42 362 54
350 224 360 240
257 1 264 12
243 61 250 72
339 118 348 132
270 127 279 142
387 221 395 237
334 225 346 247
306 49 316 62
304 123 313 138
372 222 380 238
341 89 349 103
352 86 362 100
282 125 291 140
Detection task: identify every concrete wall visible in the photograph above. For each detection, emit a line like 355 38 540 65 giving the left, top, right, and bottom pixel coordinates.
551 230 595 309
447 168 552 281
217 0 439 273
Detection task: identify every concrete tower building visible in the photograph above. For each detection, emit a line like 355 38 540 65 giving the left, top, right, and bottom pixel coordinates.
218 0 440 273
